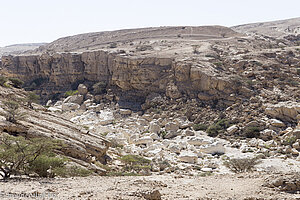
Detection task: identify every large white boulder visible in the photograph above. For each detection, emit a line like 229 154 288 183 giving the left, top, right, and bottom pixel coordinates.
99 119 114 125
265 102 300 121
62 103 80 111
134 136 153 145
227 125 239 134
270 119 285 127
138 118 149 126
78 84 88 95
150 133 160 140
178 151 198 163
187 136 212 146
48 106 62 112
199 142 225 155
120 109 132 115
183 129 195 136
149 122 161 133
165 122 179 132
168 143 181 153
64 95 84 105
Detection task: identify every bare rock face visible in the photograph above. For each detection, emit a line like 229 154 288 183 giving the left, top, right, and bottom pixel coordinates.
265 102 300 122
1 50 236 107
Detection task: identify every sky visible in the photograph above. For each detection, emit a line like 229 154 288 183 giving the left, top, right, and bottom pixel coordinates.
0 0 299 47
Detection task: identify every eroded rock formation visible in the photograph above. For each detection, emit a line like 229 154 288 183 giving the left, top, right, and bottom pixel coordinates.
1 51 234 108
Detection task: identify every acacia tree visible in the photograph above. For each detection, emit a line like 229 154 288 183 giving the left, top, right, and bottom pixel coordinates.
26 92 40 108
0 134 63 179
3 100 24 123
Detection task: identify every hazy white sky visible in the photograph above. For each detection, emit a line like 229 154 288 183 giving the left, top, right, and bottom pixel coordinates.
0 0 299 47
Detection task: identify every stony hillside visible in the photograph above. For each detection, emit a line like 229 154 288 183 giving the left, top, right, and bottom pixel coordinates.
30 26 241 54
0 43 46 57
232 17 300 38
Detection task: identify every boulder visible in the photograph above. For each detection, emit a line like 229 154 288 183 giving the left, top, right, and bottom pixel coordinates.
183 129 195 136
168 143 181 153
48 106 62 112
54 101 63 106
150 133 160 140
270 119 285 127
62 103 80 111
141 189 162 200
197 92 213 101
166 82 181 99
149 122 161 133
227 125 238 134
178 151 198 163
64 94 84 105
199 142 225 155
165 122 179 132
138 118 149 126
293 128 300 139
187 136 211 146
78 84 88 95
265 102 300 122
134 136 153 145
85 93 94 100
99 119 114 125
120 109 132 115
164 131 181 139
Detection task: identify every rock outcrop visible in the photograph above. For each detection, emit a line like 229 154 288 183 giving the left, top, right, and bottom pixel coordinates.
1 51 234 108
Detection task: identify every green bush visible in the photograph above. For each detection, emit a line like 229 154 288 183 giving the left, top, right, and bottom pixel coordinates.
120 155 151 165
159 130 167 139
29 155 66 177
193 124 209 131
54 166 92 177
64 90 78 97
0 76 8 86
244 126 260 138
224 157 261 173
3 100 25 123
0 135 63 179
26 92 40 108
206 119 231 137
92 82 107 95
8 77 24 88
283 136 297 146
120 155 151 172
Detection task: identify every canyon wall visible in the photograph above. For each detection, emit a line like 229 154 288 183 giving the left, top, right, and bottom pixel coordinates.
0 51 234 108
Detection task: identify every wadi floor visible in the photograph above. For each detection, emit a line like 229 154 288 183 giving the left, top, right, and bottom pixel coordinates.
0 173 299 200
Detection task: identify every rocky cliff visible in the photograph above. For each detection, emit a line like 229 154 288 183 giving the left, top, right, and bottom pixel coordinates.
1 50 234 109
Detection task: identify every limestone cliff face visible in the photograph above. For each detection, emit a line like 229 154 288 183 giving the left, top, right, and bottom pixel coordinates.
1 51 234 107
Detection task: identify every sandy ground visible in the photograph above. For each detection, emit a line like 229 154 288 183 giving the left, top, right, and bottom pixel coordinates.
0 173 299 200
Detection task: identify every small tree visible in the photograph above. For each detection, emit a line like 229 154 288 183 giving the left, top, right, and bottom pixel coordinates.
0 76 8 86
224 157 261 173
3 100 24 123
26 92 40 108
8 77 24 88
0 134 64 179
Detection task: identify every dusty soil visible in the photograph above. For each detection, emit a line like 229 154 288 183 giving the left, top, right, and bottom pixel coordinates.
0 173 299 200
